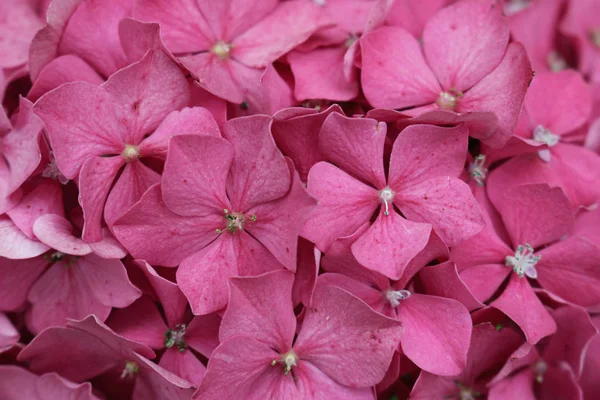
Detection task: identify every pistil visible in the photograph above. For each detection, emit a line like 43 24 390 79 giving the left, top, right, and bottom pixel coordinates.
384 289 411 307
468 155 488 187
379 187 395 216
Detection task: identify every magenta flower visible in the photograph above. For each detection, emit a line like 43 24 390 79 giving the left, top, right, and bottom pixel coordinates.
410 323 524 399
133 0 326 106
113 116 316 314
108 261 220 385
318 226 473 376
360 0 533 147
452 183 600 344
18 315 195 400
34 50 219 242
485 70 600 209
0 366 101 400
302 113 484 279
195 270 403 399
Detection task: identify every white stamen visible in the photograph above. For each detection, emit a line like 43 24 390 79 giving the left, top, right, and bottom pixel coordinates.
122 144 140 161
385 289 411 307
533 125 559 162
42 151 69 184
505 244 540 279
212 41 232 59
120 361 139 379
547 51 567 72
378 187 395 216
436 91 458 110
590 29 600 48
313 0 326 5
468 154 488 186
271 351 298 375
503 0 531 15
533 360 547 383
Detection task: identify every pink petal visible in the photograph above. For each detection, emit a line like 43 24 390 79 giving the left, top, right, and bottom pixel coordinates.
459 42 533 148
524 70 592 136
32 214 92 256
317 273 389 315
581 316 600 398
292 238 321 307
101 50 190 145
137 260 188 328
536 237 600 308
0 256 48 311
220 270 296 352
396 176 485 246
78 155 124 242
419 261 484 311
398 294 472 376
552 143 600 208
352 209 431 280
27 255 141 334
223 115 290 211
232 1 325 68
0 216 49 259
459 263 511 303
302 162 379 252
539 366 583 400
131 353 194 400
132 0 215 53
113 184 221 267
185 313 221 359
361 26 440 108
294 285 403 387
159 347 207 386
295 360 375 399
491 273 557 344
33 82 125 179
179 54 244 103
386 0 451 37
6 179 64 240
104 160 161 228
162 135 232 217
107 296 167 349
488 369 536 400
246 163 317 271
410 371 459 400
271 105 343 182
388 124 469 189
288 47 359 102
490 183 574 249
193 336 289 400
139 107 221 160
489 342 539 385
422 0 509 92
0 0 42 68
0 313 19 351
27 55 104 102
319 113 387 188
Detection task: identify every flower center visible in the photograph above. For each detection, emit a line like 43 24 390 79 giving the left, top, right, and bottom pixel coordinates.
547 51 567 72
503 0 531 15
120 360 140 379
378 187 395 216
437 91 462 110
344 34 358 48
212 41 232 59
270 350 298 375
455 381 481 400
164 324 187 352
533 360 547 383
216 209 256 234
122 144 140 162
533 125 559 162
384 289 411 307
590 29 600 48
468 154 488 187
42 151 69 184
505 244 540 279
313 0 326 5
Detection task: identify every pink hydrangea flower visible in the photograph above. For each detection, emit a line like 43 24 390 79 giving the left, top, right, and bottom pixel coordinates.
452 183 600 344
302 113 484 279
114 117 316 314
34 50 218 242
195 270 403 399
18 315 195 399
360 0 533 147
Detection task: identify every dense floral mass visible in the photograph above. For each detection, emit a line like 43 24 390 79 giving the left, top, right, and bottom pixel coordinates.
0 0 599 398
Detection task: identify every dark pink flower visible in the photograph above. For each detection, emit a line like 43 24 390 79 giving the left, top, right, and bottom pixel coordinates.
453 183 600 344
195 270 403 399
133 0 326 107
302 113 484 279
34 50 218 242
108 261 220 385
360 0 533 147
18 315 194 400
0 366 101 400
113 117 316 314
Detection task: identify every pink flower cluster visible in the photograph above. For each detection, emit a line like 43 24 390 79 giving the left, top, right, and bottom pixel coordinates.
1 0 599 399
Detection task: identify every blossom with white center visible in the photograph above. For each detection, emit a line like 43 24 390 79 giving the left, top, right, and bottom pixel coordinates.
378 187 395 216
216 209 256 234
271 350 298 375
121 144 140 162
384 289 412 307
533 125 560 162
212 41 232 59
468 154 488 186
436 91 459 110
505 244 541 279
